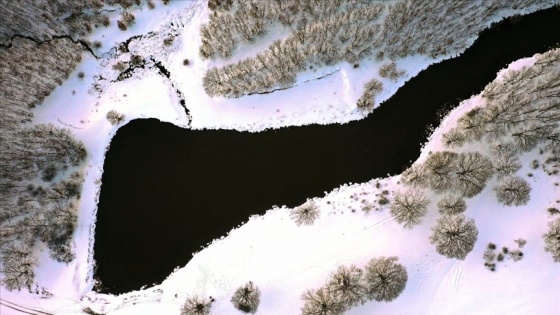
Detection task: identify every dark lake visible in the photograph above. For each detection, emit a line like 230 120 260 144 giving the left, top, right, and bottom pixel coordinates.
94 7 560 294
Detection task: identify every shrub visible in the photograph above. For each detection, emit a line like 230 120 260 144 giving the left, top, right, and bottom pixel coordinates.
100 15 111 27
78 71 85 79
163 37 174 47
47 241 75 264
183 59 190 66
496 253 504 262
130 55 144 66
301 287 345 315
420 151 494 197
290 200 320 226
117 20 128 31
494 175 531 206
364 256 407 302
181 295 212 315
543 218 560 262
231 281 261 313
325 265 367 308
483 248 495 262
112 62 127 72
436 195 467 215
389 189 429 229
41 164 58 182
484 262 496 272
118 11 135 31
515 238 527 248
429 214 478 260
378 62 406 81
378 197 389 205
122 11 135 26
548 207 560 216
510 249 524 262
106 110 125 126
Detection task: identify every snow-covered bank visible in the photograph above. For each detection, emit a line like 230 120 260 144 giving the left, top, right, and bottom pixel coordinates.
87 50 560 315
2 1 560 314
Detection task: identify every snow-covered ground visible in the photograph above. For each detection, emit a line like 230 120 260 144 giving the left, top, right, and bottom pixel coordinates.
2 1 559 314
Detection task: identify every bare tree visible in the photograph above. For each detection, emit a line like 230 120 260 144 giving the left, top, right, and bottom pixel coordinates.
429 214 478 260
325 265 367 308
436 195 467 215
231 281 261 313
389 189 430 229
181 295 212 315
364 256 407 302
106 110 126 126
1 244 37 291
301 287 345 315
543 218 560 262
492 155 521 179
494 176 531 206
290 200 320 226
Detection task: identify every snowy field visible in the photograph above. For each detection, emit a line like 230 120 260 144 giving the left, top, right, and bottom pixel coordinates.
2 1 559 314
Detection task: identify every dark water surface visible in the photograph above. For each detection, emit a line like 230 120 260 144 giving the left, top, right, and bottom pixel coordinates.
95 8 560 294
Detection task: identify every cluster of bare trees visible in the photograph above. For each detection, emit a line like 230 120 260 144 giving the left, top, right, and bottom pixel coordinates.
200 0 553 98
231 281 261 313
429 214 478 260
378 62 406 81
483 240 526 271
0 0 159 44
388 188 478 258
117 11 136 31
543 218 560 262
438 49 560 207
357 78 383 111
402 151 495 198
181 296 212 315
201 1 385 97
376 0 552 60
106 109 126 125
301 257 407 314
1 37 87 290
444 49 560 155
389 189 430 229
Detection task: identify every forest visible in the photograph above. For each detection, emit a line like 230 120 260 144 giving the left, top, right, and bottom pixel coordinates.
0 0 169 292
200 0 554 98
